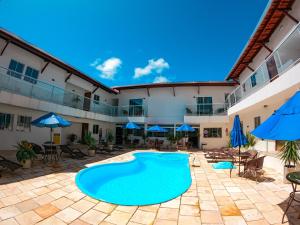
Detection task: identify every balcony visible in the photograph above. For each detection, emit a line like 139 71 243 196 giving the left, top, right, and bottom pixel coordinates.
184 103 229 123
0 66 114 117
227 23 300 108
112 105 148 123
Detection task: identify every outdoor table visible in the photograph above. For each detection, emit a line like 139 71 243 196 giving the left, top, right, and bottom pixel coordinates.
42 144 61 162
282 171 300 223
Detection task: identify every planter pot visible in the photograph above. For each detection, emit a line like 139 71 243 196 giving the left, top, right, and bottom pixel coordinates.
283 166 296 184
88 149 95 156
108 144 114 150
22 159 32 169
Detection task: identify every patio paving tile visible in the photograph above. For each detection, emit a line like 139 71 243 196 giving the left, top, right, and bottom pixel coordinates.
15 210 43 225
153 219 177 225
70 199 95 213
223 216 247 225
179 204 200 216
79 209 107 224
15 199 39 213
130 209 156 224
55 207 82 223
0 151 299 225
178 215 201 225
94 201 116 214
104 210 132 225
0 206 21 220
0 195 21 206
0 218 19 225
138 204 160 212
34 203 60 218
36 216 67 225
156 207 179 220
241 208 264 221
200 211 223 224
219 203 241 216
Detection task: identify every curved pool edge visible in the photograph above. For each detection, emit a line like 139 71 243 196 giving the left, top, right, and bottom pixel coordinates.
75 151 192 206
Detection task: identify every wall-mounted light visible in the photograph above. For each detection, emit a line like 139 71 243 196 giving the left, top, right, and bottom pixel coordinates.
263 105 268 108
51 78 55 82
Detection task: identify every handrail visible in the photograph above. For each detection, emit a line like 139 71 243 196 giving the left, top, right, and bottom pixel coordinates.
185 103 228 116
0 67 147 117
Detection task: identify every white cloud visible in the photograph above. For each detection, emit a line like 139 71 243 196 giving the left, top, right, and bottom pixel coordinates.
153 75 170 83
91 57 122 80
90 58 101 67
134 58 169 79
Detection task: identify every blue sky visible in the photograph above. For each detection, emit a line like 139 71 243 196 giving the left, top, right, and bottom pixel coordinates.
0 0 268 87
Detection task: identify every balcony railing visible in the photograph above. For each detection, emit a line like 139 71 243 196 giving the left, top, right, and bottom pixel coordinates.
227 23 300 108
112 105 148 117
185 103 228 116
0 67 146 117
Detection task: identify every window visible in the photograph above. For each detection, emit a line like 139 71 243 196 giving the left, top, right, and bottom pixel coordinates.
7 59 24 78
197 97 213 115
250 74 257 87
129 99 143 116
0 113 14 131
94 95 100 104
254 116 261 128
24 66 39 84
93 124 99 134
16 116 31 132
203 128 222 138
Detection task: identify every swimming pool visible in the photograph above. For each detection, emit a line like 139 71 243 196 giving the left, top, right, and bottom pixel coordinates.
75 152 191 206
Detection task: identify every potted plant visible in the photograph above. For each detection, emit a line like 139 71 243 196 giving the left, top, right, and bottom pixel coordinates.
107 131 114 150
84 132 97 156
245 132 256 150
15 141 36 168
279 141 300 183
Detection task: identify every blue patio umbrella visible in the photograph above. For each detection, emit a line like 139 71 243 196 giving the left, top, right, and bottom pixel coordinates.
147 125 168 132
176 124 195 132
252 91 300 141
123 122 140 130
231 115 248 175
31 112 71 143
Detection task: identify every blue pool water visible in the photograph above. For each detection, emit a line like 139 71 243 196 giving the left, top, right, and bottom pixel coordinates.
75 152 191 206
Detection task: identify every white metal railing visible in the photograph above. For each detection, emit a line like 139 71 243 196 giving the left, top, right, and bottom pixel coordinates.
185 103 228 116
0 66 147 117
227 23 300 107
112 105 148 117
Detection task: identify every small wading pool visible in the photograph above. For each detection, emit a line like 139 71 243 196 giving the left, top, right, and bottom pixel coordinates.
75 152 191 206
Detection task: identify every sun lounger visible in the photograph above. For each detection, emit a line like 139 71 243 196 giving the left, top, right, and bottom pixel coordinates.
0 155 22 172
60 145 87 159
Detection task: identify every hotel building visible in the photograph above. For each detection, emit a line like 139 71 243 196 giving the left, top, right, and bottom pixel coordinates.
0 0 299 172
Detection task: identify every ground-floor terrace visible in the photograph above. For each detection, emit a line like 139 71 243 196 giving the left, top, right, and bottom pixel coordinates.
0 149 299 225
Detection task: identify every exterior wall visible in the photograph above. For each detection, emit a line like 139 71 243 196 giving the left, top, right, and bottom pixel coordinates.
0 103 115 150
200 122 230 149
237 1 300 84
117 86 233 124
116 86 233 149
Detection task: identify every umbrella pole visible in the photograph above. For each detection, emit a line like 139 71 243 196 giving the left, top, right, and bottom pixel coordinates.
238 146 241 176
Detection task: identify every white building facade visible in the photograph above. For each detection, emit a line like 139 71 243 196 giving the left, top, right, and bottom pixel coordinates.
0 0 299 172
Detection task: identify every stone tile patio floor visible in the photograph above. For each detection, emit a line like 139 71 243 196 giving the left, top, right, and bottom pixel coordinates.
0 150 299 225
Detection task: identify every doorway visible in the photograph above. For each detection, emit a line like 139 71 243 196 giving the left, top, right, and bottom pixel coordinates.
83 92 91 111
115 127 123 145
81 123 89 142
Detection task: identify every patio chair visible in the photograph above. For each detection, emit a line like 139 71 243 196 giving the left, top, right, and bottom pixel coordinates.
0 155 22 172
243 156 265 181
60 145 87 159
